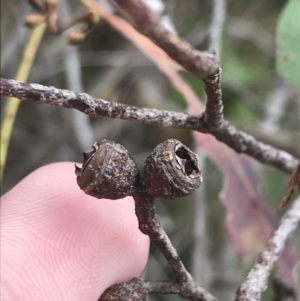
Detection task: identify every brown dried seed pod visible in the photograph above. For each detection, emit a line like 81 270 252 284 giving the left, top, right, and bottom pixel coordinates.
67 30 87 45
143 139 202 199
24 14 45 28
75 140 139 200
99 278 146 301
86 11 100 27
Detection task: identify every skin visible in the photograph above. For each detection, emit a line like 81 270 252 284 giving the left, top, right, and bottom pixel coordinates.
1 162 150 301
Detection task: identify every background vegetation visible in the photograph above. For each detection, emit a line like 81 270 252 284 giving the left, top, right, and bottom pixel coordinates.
1 0 299 300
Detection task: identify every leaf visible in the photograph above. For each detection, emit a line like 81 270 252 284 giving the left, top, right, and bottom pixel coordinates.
276 0 300 91
98 7 298 287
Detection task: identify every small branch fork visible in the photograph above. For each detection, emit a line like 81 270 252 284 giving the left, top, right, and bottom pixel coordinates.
107 0 299 173
100 189 216 301
0 78 298 174
235 195 300 301
108 0 223 126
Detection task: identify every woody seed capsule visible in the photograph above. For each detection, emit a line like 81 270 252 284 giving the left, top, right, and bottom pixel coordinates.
75 140 139 200
142 139 202 199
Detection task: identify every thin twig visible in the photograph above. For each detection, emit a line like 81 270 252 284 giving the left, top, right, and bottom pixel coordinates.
235 195 300 301
61 0 95 150
203 69 223 128
203 0 226 128
133 191 216 301
0 78 298 174
209 0 227 55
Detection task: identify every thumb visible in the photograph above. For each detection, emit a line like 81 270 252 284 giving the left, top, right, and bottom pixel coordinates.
1 162 149 301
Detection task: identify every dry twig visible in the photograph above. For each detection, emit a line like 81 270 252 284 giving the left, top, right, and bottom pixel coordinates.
109 0 219 80
0 78 298 174
133 191 215 301
235 195 300 301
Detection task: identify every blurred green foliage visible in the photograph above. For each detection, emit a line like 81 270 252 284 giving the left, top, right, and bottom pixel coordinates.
276 0 300 91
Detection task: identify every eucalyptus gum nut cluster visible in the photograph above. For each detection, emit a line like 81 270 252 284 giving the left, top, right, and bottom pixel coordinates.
75 140 139 200
75 139 202 201
142 139 202 199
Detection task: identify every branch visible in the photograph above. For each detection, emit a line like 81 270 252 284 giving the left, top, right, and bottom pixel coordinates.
133 190 216 301
108 0 223 127
203 69 223 128
104 0 299 174
143 281 180 294
0 78 298 174
110 0 219 80
235 195 300 301
235 124 300 159
0 78 205 129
